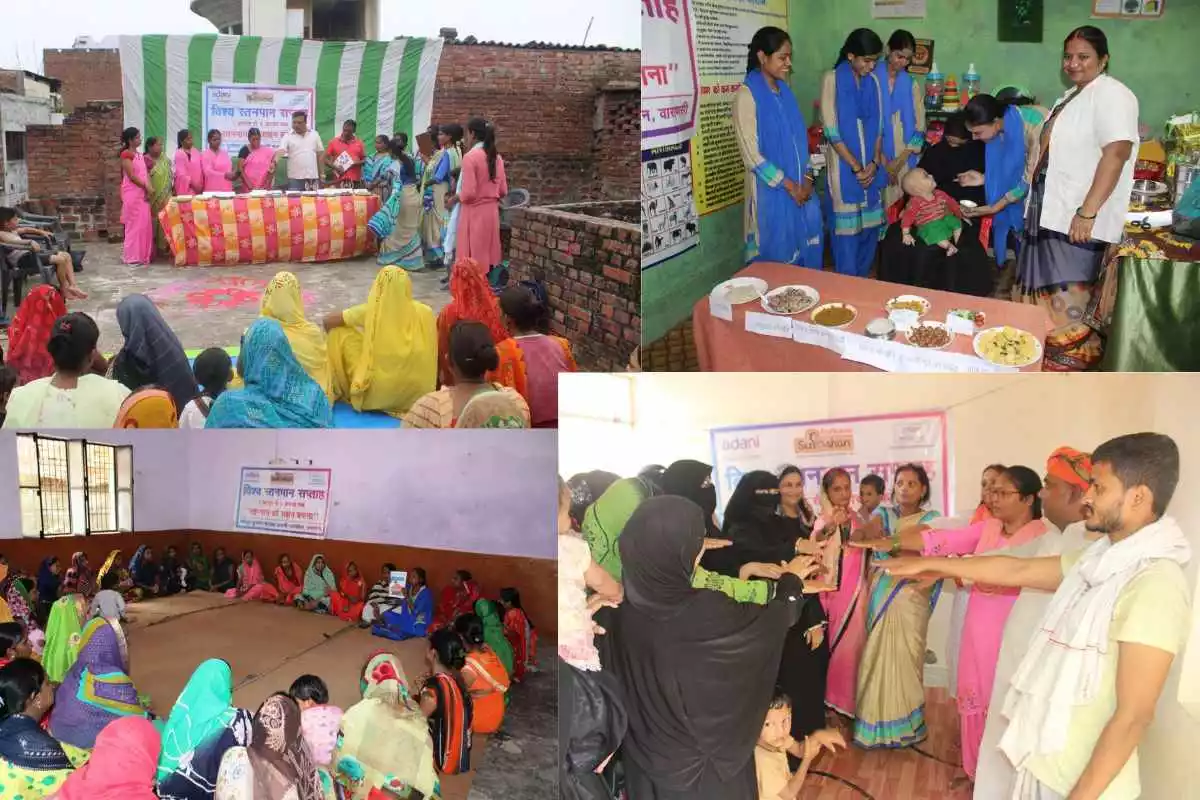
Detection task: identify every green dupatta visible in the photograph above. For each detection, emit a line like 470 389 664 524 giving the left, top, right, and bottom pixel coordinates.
156 658 238 780
475 599 514 676
44 594 86 683
302 554 337 600
148 154 174 251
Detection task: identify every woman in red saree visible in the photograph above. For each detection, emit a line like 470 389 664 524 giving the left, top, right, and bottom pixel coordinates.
435 258 524 391
6 285 67 385
433 570 481 631
328 561 367 621
500 587 537 682
273 553 304 606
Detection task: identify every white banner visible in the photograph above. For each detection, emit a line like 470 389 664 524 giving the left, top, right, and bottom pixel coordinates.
203 83 316 156
710 411 952 519
640 0 699 149
235 466 332 537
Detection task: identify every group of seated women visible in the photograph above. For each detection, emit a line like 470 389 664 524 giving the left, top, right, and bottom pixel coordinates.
0 258 577 430
0 547 545 799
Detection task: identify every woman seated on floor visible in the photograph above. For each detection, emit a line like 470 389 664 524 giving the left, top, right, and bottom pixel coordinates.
60 552 96 599
432 570 481 632
3 284 67 386
0 622 33 667
180 348 235 429
324 266 437 418
50 617 150 763
225 550 279 603
186 542 211 591
3 312 131 429
156 658 252 800
0 658 75 797
288 673 343 780
214 692 324 800
475 599 515 680
403 321 530 429
159 546 184 595
329 561 366 622
129 545 163 598
500 588 538 682
436 257 520 389
274 553 305 606
5 576 45 657
210 547 238 594
52 716 162 800
332 652 440 800
420 630 473 776
498 285 576 429
297 555 338 613
259 271 334 401
361 562 403 628
115 387 179 428
43 593 87 684
110 294 199 414
205 318 333 429
372 566 433 641
36 556 61 615
455 613 510 735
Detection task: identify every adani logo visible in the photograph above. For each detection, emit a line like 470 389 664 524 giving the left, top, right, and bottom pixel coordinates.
720 435 760 452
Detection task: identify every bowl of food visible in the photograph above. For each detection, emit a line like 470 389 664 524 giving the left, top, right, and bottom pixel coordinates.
761 285 820 316
885 294 931 317
973 326 1043 368
905 321 954 349
1130 179 1168 203
949 308 987 328
712 277 768 306
865 317 896 340
959 199 978 210
811 302 857 328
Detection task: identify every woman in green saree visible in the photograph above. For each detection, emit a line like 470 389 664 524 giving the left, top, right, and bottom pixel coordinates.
43 594 88 683
475 599 515 677
145 137 174 258
186 543 210 591
297 555 337 613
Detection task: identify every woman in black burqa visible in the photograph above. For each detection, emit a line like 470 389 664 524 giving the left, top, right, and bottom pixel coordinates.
608 494 814 799
701 470 831 746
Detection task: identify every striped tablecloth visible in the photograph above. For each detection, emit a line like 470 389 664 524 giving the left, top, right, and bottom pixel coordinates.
160 193 381 267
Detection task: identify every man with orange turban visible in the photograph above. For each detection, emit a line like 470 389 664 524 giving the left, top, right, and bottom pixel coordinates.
974 446 1101 798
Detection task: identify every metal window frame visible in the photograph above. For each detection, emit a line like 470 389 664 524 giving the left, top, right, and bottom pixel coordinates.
14 434 134 538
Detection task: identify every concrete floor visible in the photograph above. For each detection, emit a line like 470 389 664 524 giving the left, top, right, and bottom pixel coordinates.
11 243 450 353
123 591 556 799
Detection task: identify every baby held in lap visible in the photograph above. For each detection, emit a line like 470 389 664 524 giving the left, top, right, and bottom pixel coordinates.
900 168 966 257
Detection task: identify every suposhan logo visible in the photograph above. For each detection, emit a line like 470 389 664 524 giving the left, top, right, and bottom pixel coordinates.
793 427 854 455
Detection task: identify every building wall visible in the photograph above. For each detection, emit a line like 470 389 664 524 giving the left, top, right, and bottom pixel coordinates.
0 92 57 205
42 50 122 113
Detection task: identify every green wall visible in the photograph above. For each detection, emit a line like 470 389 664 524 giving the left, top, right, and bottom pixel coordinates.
642 0 1199 344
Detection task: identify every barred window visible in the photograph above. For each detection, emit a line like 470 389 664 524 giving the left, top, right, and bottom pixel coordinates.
16 434 134 537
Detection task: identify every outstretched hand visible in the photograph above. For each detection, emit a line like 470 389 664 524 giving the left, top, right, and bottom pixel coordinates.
881 556 939 579
847 538 894 552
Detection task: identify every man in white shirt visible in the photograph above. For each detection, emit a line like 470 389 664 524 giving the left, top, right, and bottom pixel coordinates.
974 446 1100 799
274 110 326 191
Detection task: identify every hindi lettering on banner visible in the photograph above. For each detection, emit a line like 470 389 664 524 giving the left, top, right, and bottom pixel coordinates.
203 84 316 157
641 0 700 149
235 466 332 537
709 412 951 520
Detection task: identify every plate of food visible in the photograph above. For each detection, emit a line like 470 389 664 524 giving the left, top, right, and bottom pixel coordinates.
761 284 820 316
959 199 978 210
905 321 955 350
948 308 987 328
712 277 769 306
885 294 931 317
810 302 857 328
973 326 1043 368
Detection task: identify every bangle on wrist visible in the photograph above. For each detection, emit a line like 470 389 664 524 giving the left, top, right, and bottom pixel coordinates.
1076 207 1097 220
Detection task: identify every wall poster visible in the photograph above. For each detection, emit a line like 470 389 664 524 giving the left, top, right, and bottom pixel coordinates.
235 466 332 537
642 143 699 266
1091 0 1165 17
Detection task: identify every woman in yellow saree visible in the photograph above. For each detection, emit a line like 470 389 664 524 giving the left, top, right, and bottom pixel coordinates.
146 136 174 257
324 267 436 417
260 272 333 401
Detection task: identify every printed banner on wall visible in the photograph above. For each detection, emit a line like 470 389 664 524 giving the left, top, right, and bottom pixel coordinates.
119 34 443 155
235 466 332 537
688 0 789 215
641 0 700 148
642 142 699 266
203 83 315 156
709 412 952 519
871 0 928 18
1091 0 1164 17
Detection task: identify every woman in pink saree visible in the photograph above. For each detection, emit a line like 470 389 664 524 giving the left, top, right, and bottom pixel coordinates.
119 127 154 266
225 550 280 603
238 127 276 192
173 129 203 195
856 465 1048 780
200 128 235 192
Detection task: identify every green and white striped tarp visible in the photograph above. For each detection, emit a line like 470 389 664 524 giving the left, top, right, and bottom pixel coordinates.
119 34 443 153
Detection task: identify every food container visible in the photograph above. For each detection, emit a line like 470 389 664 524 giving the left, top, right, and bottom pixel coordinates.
1130 179 1168 203
866 318 896 340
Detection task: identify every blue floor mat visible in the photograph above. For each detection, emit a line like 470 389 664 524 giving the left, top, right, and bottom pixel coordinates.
332 403 401 428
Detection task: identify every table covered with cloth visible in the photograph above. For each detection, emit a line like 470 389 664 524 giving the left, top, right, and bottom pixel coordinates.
159 193 381 267
1087 227 1200 371
693 262 1051 372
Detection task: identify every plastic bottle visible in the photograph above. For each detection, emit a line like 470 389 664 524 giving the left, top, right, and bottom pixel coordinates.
925 62 944 112
963 63 981 101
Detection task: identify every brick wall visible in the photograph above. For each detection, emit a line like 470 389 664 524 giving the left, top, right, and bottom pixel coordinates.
644 317 700 371
592 87 639 202
506 202 640 372
43 50 122 112
22 101 123 240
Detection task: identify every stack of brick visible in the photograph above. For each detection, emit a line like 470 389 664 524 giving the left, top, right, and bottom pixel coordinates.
507 202 640 372
644 319 699 372
591 84 639 201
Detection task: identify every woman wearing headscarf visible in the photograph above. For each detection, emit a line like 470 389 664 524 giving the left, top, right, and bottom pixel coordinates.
373 567 434 641
820 28 888 276
50 617 148 758
436 258 520 389
325 266 436 417
53 716 162 800
296 555 337 613
226 551 280 603
259 272 333 401
115 387 179 428
568 470 622 530
273 554 304 607
156 659 252 800
129 545 162 597
36 557 60 609
42 593 86 684
475 598 515 679
0 658 75 798
608 495 816 798
734 27 823 267
4 285 67 385
205 318 332 429
454 389 529 429
60 552 96 599
210 548 238 594
327 561 366 622
332 652 440 800
110 294 198 412
186 543 211 591
214 693 323 800
5 577 42 655
432 570 481 632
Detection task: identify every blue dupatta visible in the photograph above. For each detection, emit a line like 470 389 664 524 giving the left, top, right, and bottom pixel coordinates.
874 60 918 168
205 319 332 429
833 60 887 205
985 104 1029 264
744 69 823 266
